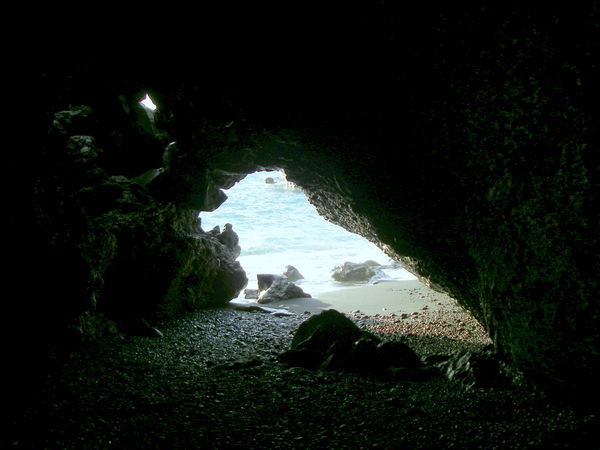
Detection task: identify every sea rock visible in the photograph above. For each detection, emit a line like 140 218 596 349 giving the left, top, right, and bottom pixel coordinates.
257 274 280 291
217 223 241 258
257 276 311 303
244 288 259 299
283 265 304 282
207 225 221 236
331 261 382 282
265 177 276 184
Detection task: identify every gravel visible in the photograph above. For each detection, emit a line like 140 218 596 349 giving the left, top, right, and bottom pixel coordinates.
8 306 597 449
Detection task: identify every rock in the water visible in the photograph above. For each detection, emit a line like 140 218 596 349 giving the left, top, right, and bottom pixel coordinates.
265 177 276 184
257 276 311 303
244 288 259 299
283 265 304 282
217 223 241 258
331 261 382 282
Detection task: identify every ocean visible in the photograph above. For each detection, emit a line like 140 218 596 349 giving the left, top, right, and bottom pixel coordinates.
200 171 416 299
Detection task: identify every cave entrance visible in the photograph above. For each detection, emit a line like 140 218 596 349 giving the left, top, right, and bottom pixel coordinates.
200 170 418 313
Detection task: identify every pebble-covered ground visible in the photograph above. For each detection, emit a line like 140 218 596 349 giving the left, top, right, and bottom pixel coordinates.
8 305 598 449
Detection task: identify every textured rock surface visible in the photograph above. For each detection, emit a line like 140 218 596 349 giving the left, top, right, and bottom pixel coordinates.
11 3 599 401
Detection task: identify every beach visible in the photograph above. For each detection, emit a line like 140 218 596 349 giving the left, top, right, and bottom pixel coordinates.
271 280 454 315
16 292 589 448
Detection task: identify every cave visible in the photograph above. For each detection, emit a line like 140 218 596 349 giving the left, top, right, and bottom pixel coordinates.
7 3 599 447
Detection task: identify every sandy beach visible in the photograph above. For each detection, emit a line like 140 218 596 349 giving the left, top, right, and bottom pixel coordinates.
232 280 458 316
230 279 492 352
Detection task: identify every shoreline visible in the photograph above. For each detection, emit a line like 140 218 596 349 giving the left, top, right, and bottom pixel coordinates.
232 279 459 316
230 279 492 353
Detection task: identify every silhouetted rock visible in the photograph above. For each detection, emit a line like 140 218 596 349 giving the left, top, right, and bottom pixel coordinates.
283 265 304 282
438 351 508 390
217 223 241 258
376 341 420 369
291 310 364 351
282 310 425 376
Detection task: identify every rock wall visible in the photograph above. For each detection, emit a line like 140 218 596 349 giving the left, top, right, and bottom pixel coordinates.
11 3 599 399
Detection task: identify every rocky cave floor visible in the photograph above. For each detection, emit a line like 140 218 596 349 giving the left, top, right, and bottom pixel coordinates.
8 305 599 449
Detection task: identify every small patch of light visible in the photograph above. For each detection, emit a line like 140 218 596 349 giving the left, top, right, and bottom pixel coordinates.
140 94 157 111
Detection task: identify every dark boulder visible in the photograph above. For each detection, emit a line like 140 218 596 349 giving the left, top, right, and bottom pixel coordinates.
376 341 420 370
217 223 241 258
282 310 425 376
438 351 509 390
291 309 365 351
264 177 276 184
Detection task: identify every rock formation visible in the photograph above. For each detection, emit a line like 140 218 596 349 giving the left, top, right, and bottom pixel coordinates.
10 3 599 403
256 275 311 304
283 265 304 282
331 261 383 282
217 223 241 258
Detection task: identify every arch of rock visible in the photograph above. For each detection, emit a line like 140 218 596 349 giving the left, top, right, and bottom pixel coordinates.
15 4 598 400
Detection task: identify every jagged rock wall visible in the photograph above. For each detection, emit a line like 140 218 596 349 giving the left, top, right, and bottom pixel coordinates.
12 3 599 399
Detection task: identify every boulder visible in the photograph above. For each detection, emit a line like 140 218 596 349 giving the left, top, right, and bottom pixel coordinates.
437 351 508 390
291 309 365 351
257 276 311 303
257 273 279 291
217 223 241 258
283 265 304 282
331 261 382 282
281 310 425 375
265 177 276 184
376 341 420 369
207 225 221 236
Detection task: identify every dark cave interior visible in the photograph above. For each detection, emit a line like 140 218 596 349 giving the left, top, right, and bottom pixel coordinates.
5 3 600 447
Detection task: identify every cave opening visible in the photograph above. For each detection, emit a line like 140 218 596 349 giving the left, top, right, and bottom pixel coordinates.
196 169 488 320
